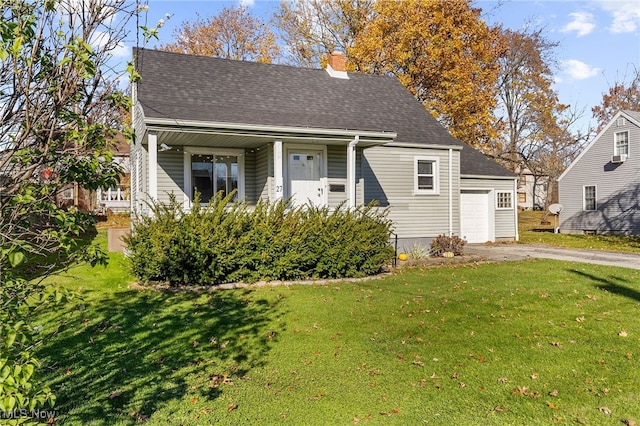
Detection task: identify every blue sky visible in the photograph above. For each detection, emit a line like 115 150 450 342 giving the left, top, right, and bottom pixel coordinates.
134 0 640 135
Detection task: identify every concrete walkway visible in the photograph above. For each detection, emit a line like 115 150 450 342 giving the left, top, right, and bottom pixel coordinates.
465 244 640 270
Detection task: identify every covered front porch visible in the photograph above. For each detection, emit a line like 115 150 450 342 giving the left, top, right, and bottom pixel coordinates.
132 119 396 215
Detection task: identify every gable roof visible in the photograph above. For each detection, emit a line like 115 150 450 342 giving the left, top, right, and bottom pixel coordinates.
135 48 513 178
559 110 640 181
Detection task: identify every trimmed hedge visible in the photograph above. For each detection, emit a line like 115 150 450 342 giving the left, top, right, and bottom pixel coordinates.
125 193 394 286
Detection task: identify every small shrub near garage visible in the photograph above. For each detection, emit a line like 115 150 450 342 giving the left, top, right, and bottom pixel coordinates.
125 193 394 286
430 234 466 256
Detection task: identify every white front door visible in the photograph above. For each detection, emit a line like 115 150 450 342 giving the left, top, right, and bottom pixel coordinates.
461 191 490 243
287 151 324 207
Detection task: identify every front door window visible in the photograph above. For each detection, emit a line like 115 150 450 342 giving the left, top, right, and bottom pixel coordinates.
288 151 323 207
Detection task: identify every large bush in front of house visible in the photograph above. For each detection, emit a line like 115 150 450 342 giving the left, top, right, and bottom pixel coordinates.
125 193 394 286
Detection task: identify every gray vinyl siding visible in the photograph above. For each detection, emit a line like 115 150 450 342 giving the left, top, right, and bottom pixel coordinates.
462 177 517 240
157 151 183 204
363 146 459 239
327 145 347 207
559 116 640 234
244 149 257 204
256 144 271 202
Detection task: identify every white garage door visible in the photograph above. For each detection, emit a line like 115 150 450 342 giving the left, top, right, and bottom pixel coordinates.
461 191 490 243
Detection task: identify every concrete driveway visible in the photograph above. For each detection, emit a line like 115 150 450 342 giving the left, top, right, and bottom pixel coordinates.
465 244 640 270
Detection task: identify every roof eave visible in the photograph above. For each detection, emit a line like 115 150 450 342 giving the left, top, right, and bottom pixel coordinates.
143 117 397 144
461 173 517 180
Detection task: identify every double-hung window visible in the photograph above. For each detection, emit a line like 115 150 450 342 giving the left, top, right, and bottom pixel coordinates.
615 131 629 156
414 157 439 195
583 185 596 211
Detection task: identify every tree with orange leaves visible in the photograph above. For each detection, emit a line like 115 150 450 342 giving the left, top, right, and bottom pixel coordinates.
161 5 280 64
348 0 502 148
592 67 640 132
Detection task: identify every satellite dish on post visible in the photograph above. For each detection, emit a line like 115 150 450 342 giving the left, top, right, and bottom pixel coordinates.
548 203 563 234
548 203 563 215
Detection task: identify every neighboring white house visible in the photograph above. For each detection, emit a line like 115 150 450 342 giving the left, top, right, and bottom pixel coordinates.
517 168 549 211
131 49 518 245
558 110 640 235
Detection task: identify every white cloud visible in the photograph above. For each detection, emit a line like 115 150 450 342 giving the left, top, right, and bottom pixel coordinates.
561 12 595 36
561 59 601 80
90 30 130 58
595 0 640 33
239 0 255 6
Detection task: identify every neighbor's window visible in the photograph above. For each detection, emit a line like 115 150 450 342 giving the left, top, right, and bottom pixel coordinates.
583 185 596 211
414 157 439 194
615 131 629 156
518 192 526 203
496 191 513 209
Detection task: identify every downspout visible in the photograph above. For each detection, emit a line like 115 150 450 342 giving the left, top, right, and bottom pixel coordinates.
514 178 519 241
347 135 359 208
448 148 453 236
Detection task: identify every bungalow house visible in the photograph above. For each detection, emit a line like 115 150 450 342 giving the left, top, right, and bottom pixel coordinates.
131 49 517 245
558 110 640 235
56 135 131 213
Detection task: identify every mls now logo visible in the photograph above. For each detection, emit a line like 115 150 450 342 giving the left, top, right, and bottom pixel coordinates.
1 409 58 420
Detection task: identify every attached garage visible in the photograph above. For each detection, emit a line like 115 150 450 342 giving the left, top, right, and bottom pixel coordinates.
460 190 492 243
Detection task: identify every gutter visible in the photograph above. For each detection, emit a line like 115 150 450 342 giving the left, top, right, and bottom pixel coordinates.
347 135 359 208
448 148 453 236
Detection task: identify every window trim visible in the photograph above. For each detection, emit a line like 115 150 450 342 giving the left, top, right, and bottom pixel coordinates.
495 190 514 210
614 131 629 157
413 156 440 195
583 185 597 211
183 147 245 205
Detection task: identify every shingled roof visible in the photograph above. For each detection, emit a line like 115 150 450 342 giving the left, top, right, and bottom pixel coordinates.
135 48 514 178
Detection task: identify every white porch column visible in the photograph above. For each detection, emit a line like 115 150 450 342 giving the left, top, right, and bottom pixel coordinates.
148 131 158 201
274 140 284 201
347 136 359 208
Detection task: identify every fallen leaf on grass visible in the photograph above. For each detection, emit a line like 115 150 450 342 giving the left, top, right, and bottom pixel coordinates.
530 372 539 379
576 316 585 323
108 391 121 399
619 330 628 337
379 408 400 416
308 392 324 401
623 419 637 426
210 373 233 387
227 403 238 412
497 377 508 383
546 401 559 410
512 386 529 396
548 389 558 397
598 406 612 415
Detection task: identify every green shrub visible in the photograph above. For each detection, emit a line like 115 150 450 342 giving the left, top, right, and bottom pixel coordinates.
125 194 394 286
430 234 466 256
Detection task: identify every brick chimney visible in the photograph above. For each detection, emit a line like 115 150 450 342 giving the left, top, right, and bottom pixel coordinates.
326 51 349 79
327 51 347 72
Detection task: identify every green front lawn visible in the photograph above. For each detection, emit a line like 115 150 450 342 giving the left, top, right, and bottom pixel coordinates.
518 210 640 252
37 240 640 425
